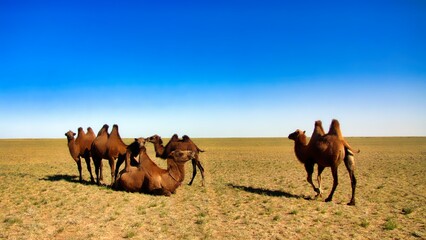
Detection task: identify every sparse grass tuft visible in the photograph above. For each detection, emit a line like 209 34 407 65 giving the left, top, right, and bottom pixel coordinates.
402 207 413 215
360 218 370 228
383 218 398 230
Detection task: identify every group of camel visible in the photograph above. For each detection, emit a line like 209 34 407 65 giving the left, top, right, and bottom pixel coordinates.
66 119 358 205
65 124 205 196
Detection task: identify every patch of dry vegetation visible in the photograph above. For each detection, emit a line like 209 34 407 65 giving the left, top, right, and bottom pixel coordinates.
0 137 425 239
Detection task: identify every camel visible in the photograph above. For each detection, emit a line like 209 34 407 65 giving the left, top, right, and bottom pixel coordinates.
288 120 357 205
65 127 96 183
91 124 137 185
114 143 195 196
146 134 205 186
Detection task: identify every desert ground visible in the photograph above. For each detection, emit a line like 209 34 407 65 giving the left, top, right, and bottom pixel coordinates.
0 137 425 239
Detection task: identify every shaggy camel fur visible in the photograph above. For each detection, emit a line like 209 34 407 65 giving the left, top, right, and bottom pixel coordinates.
146 134 205 186
288 120 357 205
65 127 96 182
115 144 195 196
91 124 137 185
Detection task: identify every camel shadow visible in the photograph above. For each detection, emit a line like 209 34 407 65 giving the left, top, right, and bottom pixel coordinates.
227 183 305 199
41 174 92 185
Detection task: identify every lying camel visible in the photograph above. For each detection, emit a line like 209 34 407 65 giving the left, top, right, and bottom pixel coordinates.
65 127 96 182
91 124 137 185
115 143 195 196
288 120 357 205
146 134 205 186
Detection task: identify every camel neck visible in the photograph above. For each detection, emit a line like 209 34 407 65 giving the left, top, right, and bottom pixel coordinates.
167 159 185 183
154 142 165 158
294 138 309 164
67 138 79 158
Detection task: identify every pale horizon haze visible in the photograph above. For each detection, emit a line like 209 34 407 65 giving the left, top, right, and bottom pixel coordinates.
1 1 425 138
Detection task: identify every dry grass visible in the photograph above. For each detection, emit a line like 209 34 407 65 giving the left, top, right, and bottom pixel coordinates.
0 137 425 239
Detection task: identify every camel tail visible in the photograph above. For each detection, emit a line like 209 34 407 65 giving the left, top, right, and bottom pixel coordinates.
343 140 360 154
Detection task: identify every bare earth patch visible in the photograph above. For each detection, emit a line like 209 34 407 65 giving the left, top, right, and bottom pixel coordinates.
0 138 425 239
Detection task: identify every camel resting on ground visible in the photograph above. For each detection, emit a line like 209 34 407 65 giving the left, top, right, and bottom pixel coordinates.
65 127 96 183
115 141 195 196
146 134 205 186
288 119 357 205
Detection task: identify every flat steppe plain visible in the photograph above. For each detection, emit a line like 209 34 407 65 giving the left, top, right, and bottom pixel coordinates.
0 137 425 239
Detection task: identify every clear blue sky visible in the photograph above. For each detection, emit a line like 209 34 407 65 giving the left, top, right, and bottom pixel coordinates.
1 0 425 138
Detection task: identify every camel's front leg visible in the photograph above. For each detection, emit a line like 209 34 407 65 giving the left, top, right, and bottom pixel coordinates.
305 163 320 196
325 166 339 202
316 165 325 198
108 158 116 186
76 157 83 182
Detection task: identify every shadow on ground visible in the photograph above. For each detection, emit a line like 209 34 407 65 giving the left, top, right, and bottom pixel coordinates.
227 183 305 199
41 174 93 185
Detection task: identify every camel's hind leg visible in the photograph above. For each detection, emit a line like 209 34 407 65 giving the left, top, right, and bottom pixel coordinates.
188 159 198 186
196 159 205 186
344 150 357 206
325 166 339 202
93 157 102 185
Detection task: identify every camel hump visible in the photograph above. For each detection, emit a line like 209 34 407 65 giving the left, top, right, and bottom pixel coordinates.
170 134 179 142
327 119 343 139
182 135 204 152
97 124 109 136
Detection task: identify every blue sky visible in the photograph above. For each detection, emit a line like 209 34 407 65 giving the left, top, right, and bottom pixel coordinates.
0 0 425 138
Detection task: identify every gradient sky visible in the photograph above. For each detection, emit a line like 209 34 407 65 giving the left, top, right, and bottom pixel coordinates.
1 0 425 138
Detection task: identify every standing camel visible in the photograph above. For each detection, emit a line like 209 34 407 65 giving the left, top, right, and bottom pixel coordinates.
91 124 128 185
288 120 357 205
65 127 96 183
146 134 205 186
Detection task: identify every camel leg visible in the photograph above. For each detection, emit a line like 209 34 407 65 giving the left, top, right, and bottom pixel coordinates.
344 152 357 206
84 156 95 183
93 157 101 185
188 159 197 186
100 160 104 181
196 160 205 187
76 158 83 182
325 166 339 202
115 155 125 183
108 158 115 186
316 165 325 198
305 163 320 196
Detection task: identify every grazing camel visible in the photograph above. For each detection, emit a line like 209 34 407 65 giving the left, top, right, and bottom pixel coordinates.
65 127 96 183
91 124 135 185
115 144 195 196
146 134 205 186
288 120 357 205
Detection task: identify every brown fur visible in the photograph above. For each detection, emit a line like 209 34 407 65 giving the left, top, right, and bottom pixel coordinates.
288 121 357 205
115 147 195 196
65 127 96 182
91 124 138 185
147 134 205 186
328 119 360 153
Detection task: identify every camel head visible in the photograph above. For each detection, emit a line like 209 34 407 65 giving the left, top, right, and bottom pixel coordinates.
168 150 195 163
288 129 306 141
65 130 76 140
146 135 163 145
134 137 146 148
